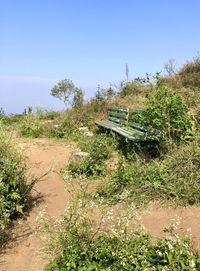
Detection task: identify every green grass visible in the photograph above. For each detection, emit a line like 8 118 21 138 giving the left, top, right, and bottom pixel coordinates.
42 190 200 271
96 139 200 206
65 135 116 178
0 124 35 247
45 231 200 271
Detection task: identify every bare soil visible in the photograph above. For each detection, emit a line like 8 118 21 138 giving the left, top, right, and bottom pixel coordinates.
141 204 200 249
1 138 74 271
1 137 200 271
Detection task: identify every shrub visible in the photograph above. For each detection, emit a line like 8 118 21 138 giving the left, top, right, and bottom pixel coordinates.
20 115 44 138
42 194 200 271
0 137 31 228
178 56 200 88
0 114 26 129
66 135 116 177
97 140 200 205
44 120 75 139
45 231 200 271
41 111 60 121
136 81 195 143
119 80 152 97
0 126 34 242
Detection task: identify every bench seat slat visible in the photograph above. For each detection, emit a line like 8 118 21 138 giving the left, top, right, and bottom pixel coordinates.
95 120 147 142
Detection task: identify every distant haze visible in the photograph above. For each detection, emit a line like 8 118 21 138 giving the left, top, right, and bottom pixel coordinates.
1 0 200 113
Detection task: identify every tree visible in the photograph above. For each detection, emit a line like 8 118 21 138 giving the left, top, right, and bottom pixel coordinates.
72 88 84 108
0 107 5 116
28 106 33 115
51 79 76 106
51 79 85 108
164 59 176 76
94 85 115 101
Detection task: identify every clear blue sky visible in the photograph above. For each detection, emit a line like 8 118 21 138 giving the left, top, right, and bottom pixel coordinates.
0 0 200 113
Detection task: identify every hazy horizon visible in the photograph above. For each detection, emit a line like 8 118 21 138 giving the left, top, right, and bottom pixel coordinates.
1 0 200 113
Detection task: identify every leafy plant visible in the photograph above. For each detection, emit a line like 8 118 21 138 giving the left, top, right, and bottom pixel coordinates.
0 125 34 241
51 78 84 107
41 191 200 271
20 115 43 138
136 80 195 143
66 135 116 177
97 140 200 206
0 126 36 251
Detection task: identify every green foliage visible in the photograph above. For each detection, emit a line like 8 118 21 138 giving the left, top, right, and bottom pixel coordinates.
43 194 200 271
18 106 96 140
43 100 108 139
51 79 84 107
41 111 60 121
0 107 5 116
94 85 116 102
51 79 75 105
0 127 33 230
1 114 25 127
67 158 103 177
97 141 200 206
72 88 84 108
45 232 200 271
20 115 43 138
119 81 145 97
136 81 195 143
118 77 153 98
66 135 115 177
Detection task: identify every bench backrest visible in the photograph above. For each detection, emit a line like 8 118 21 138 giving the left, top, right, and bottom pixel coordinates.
108 107 146 130
128 108 147 132
108 107 128 125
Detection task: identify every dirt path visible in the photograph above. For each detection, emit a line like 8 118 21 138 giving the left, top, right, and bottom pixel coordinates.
1 138 74 271
2 137 200 270
141 204 200 249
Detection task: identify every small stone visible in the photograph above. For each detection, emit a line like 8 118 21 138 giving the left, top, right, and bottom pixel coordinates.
78 127 94 137
84 131 94 137
54 124 60 129
70 151 90 162
78 127 88 132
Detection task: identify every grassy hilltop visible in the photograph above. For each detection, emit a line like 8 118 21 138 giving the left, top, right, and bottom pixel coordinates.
1 56 200 270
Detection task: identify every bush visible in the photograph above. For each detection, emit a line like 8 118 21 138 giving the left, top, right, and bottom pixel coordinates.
45 231 200 271
39 101 109 139
136 81 195 143
0 126 34 247
1 114 25 126
66 135 116 177
119 80 152 98
178 56 200 88
0 133 32 228
37 110 60 121
43 195 200 271
97 140 200 206
20 115 44 138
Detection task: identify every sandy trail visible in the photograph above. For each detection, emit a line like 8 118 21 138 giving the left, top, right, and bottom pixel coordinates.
141 204 200 249
1 138 74 271
1 137 200 271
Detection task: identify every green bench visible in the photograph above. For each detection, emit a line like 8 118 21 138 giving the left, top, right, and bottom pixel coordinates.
95 107 161 143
